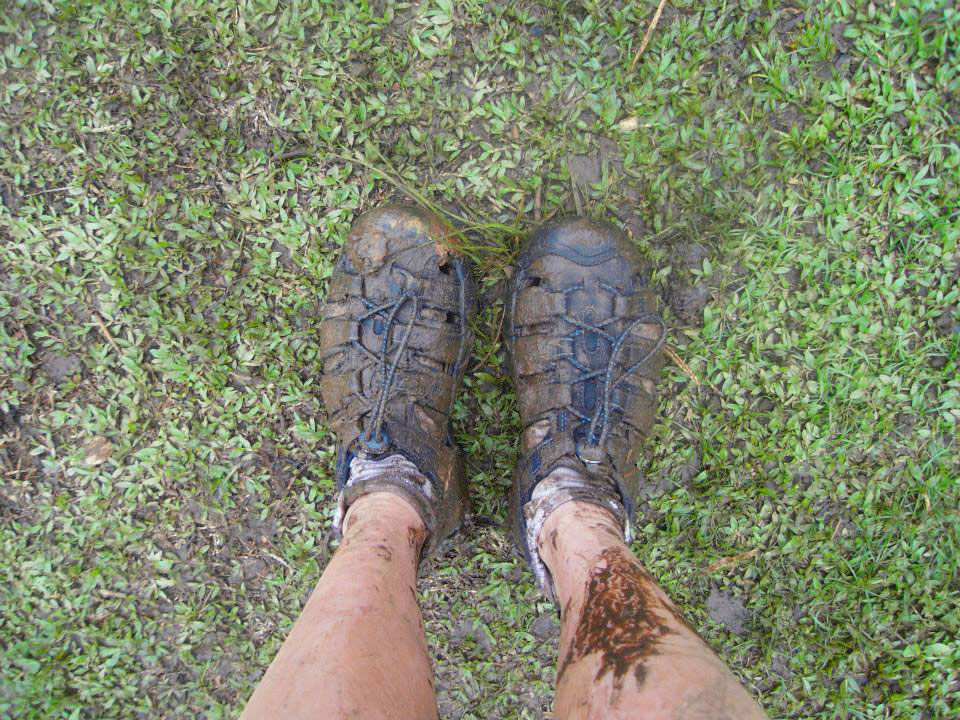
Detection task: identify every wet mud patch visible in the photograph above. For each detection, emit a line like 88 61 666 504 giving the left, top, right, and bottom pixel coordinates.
662 239 714 327
560 548 675 690
39 351 82 383
706 588 750 636
565 135 630 216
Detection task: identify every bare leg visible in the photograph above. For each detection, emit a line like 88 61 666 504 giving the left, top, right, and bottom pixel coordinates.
240 492 437 720
540 501 768 720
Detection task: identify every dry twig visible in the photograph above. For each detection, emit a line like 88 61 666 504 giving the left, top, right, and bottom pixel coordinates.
565 156 584 216
664 344 700 386
701 548 760 575
93 313 122 355
629 0 670 71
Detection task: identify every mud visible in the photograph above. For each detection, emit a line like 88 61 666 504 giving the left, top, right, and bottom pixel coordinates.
706 588 750 636
530 611 560 640
933 305 958 337
408 525 427 551
374 544 394 562
40 351 82 383
559 548 674 690
667 282 710 326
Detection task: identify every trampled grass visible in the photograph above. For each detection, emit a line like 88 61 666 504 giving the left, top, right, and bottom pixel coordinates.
1 1 958 718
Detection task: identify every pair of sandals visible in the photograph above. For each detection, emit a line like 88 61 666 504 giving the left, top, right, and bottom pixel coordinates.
319 206 665 599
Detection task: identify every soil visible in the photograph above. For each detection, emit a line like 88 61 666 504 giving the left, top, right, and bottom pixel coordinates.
530 611 560 640
567 153 602 189
706 588 750 636
933 305 959 337
771 654 793 680
40 351 82 382
666 283 710 326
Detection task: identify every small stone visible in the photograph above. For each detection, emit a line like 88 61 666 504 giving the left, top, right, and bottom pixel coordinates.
84 436 113 466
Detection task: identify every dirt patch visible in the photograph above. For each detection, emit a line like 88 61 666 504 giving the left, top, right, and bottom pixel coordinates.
706 588 750 635
664 239 713 326
771 653 794 680
567 153 602 188
530 611 560 640
667 282 710 326
0 183 22 214
933 305 958 337
0 409 43 494
451 618 495 655
566 135 626 215
40 351 82 382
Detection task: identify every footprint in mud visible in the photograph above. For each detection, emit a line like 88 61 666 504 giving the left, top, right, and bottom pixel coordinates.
666 241 711 327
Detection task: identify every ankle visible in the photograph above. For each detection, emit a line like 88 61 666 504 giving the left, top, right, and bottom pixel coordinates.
342 491 428 554
538 500 626 562
537 500 629 609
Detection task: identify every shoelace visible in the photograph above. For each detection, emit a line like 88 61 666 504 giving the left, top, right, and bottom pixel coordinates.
562 309 666 466
355 290 419 454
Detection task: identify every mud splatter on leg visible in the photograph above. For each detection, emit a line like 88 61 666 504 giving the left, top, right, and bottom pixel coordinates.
559 548 674 691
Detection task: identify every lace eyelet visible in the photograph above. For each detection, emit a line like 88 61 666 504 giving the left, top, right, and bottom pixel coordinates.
576 441 605 466
361 430 391 455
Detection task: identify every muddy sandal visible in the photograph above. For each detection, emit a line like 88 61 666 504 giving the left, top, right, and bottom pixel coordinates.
505 217 666 599
319 205 477 557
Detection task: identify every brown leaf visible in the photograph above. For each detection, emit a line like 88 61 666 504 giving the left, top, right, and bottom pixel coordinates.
700 547 759 575
84 436 113 466
433 239 453 266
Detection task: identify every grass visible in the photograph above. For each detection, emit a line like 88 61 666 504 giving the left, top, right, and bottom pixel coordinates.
1 0 958 718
